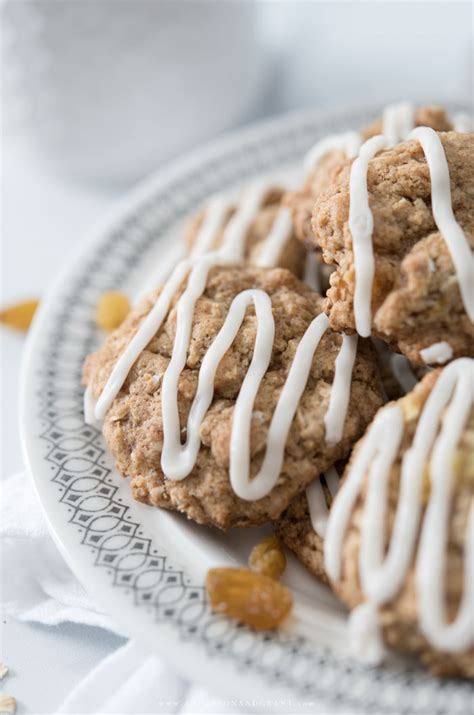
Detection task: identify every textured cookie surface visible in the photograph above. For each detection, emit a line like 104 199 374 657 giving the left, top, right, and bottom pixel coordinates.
83 265 383 529
331 371 474 678
186 187 306 277
312 131 473 363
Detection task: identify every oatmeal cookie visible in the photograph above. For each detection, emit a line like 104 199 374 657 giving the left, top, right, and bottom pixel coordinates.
186 186 306 277
287 105 452 247
312 130 473 363
326 363 474 678
83 265 383 530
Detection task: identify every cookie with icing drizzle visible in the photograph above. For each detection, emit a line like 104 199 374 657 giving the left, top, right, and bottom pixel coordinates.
324 361 474 678
185 184 306 277
312 129 473 363
83 265 383 529
285 105 454 303
286 105 452 247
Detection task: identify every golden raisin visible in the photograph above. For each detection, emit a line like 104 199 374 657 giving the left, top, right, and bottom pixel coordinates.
248 534 286 580
206 567 293 631
0 300 39 331
95 291 130 331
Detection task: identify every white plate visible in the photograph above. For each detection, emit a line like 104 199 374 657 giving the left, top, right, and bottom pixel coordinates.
21 104 472 713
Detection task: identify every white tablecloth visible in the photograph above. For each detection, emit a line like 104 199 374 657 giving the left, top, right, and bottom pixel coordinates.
1 140 124 714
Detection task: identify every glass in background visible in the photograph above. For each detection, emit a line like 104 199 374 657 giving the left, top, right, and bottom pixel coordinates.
1 0 472 187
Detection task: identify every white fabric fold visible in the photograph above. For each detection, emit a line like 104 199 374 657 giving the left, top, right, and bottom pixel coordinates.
1 472 119 632
1 471 327 714
0 472 209 714
58 640 190 714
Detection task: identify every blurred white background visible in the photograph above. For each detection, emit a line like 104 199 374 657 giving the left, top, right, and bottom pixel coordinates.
0 2 472 712
2 1 473 184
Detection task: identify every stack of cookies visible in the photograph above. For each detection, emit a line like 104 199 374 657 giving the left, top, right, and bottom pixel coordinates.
83 104 473 678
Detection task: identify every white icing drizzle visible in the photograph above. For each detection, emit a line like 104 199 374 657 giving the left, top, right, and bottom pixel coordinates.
190 196 230 257
349 135 387 337
347 104 416 337
390 353 418 394
304 102 414 178
325 404 405 583
453 112 473 133
219 181 269 260
307 480 329 538
382 102 415 147
83 385 99 426
324 334 358 445
347 602 387 664
191 181 297 271
325 358 474 656
408 127 474 322
161 287 274 480
307 466 340 538
419 341 454 365
348 108 415 337
255 207 294 267
304 131 362 173
230 313 330 501
94 257 194 420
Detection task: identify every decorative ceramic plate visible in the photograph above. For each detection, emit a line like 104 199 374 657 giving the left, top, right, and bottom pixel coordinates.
21 104 472 714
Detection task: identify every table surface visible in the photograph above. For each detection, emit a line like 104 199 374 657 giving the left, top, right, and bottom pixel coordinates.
1 139 126 714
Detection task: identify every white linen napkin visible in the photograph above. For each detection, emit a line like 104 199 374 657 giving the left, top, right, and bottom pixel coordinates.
0 472 242 715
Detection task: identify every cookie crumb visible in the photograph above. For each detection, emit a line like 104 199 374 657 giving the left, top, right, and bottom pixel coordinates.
0 694 16 714
0 662 8 680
